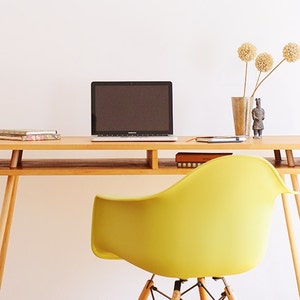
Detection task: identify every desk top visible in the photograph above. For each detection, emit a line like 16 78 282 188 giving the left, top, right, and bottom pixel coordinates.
0 135 300 151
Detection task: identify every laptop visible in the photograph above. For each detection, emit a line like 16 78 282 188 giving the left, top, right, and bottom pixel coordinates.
91 81 177 142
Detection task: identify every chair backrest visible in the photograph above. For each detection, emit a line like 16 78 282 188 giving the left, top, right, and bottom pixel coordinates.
91 155 292 279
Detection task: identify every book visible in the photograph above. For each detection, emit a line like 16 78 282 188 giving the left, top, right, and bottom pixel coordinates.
196 136 246 143
0 129 58 136
0 134 61 141
175 152 232 168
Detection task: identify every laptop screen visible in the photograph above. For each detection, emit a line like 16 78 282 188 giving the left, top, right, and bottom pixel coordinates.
91 81 173 136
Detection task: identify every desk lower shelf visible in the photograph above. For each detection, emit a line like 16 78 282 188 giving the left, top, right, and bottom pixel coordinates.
0 157 300 175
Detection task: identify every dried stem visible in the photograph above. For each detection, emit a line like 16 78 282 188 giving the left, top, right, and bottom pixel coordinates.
243 62 248 97
251 58 286 97
254 72 262 91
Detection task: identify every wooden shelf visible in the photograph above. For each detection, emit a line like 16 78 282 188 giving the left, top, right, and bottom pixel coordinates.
266 158 300 174
0 158 189 175
1 157 300 175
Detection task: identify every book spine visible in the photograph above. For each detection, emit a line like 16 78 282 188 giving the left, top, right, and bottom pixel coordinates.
0 129 57 135
175 152 232 168
21 134 61 141
177 162 202 168
175 153 232 163
0 134 61 141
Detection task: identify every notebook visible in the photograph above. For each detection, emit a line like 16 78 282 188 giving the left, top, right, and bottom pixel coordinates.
91 81 177 142
196 136 246 143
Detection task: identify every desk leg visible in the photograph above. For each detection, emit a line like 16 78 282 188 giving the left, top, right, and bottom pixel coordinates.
286 149 300 217
281 149 300 296
147 150 158 169
0 150 21 290
290 173 300 218
280 184 300 296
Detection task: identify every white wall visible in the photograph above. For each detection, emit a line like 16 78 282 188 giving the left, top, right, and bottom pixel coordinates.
0 0 300 299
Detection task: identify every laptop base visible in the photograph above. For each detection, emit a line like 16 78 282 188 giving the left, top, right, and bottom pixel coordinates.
91 135 177 142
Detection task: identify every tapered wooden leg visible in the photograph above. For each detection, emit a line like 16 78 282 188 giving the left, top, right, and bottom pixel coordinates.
138 275 154 300
222 278 237 300
171 280 181 300
0 150 22 290
0 176 19 288
285 150 300 217
290 174 300 217
280 174 300 297
198 277 208 300
213 277 237 300
224 285 237 300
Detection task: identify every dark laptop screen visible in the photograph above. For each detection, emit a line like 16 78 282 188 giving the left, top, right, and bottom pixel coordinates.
91 81 173 136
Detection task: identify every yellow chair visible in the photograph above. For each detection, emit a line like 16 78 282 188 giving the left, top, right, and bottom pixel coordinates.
91 155 293 299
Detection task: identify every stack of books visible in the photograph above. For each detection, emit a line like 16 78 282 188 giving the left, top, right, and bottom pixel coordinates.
175 152 232 168
0 129 61 141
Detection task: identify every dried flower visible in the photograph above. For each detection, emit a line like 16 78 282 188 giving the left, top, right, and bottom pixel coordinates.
255 53 273 72
237 43 257 62
283 42 300 62
237 43 257 97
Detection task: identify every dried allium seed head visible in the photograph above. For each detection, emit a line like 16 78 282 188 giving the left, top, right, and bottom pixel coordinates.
283 42 300 62
237 43 257 62
255 53 273 72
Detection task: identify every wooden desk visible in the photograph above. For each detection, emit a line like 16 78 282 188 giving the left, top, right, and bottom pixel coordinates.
0 136 299 295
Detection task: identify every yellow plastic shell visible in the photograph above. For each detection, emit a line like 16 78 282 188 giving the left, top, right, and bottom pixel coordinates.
91 155 293 279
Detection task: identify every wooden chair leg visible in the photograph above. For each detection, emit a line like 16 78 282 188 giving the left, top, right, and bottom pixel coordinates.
198 278 208 300
214 277 237 300
224 285 237 300
138 275 154 300
171 280 182 300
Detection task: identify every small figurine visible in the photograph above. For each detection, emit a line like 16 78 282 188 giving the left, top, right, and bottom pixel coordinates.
252 98 265 139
